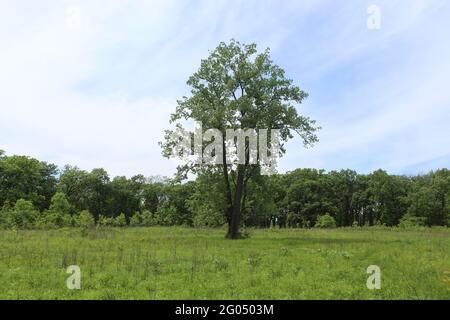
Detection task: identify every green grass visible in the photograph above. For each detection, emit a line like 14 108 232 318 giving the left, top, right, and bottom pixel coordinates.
0 227 449 299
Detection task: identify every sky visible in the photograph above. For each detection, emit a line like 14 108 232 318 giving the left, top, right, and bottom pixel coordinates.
0 0 449 178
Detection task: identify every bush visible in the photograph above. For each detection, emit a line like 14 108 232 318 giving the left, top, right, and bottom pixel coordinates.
130 212 142 226
36 193 73 229
98 215 115 227
35 211 72 229
141 210 158 226
114 213 127 227
10 199 38 229
61 213 73 227
315 214 337 229
74 210 95 229
399 215 426 228
193 206 226 227
155 203 178 226
0 202 13 228
49 192 71 215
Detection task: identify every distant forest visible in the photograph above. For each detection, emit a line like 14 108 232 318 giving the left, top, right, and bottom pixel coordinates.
0 149 448 229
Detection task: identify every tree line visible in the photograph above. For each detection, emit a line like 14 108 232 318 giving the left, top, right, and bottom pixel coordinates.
0 150 448 229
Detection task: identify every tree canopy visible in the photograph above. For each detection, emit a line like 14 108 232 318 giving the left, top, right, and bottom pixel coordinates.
161 40 320 238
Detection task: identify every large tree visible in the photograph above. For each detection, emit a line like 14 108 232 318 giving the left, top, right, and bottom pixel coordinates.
0 154 58 211
161 40 319 239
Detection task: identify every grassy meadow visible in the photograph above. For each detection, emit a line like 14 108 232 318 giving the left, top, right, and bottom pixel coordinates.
0 227 449 300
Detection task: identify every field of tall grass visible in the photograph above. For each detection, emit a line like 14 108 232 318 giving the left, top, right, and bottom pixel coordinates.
0 227 448 299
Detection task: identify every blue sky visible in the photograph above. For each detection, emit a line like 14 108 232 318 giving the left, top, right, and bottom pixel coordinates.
0 0 449 177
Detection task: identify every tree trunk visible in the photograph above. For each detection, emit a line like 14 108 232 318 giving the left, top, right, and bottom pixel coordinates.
227 165 245 239
222 137 233 226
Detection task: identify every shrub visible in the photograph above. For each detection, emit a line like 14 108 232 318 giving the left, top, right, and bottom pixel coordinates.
141 210 157 226
36 193 73 229
61 213 73 227
114 213 127 227
193 206 226 227
74 210 95 229
0 202 13 228
155 203 178 226
399 215 426 228
10 199 38 229
315 214 337 229
35 211 59 229
130 212 142 226
98 215 115 227
49 192 71 215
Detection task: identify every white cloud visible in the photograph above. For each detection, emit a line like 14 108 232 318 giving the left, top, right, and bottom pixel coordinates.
0 0 449 177
283 1 450 174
